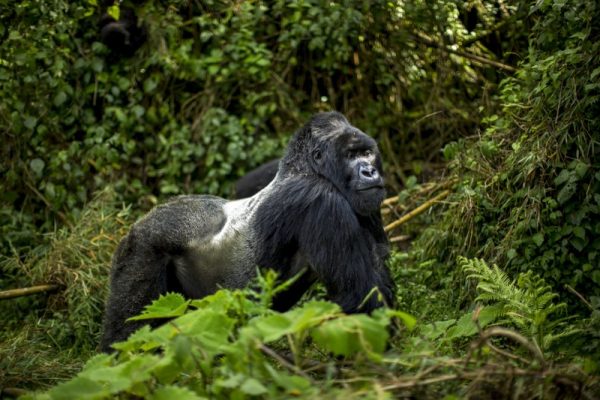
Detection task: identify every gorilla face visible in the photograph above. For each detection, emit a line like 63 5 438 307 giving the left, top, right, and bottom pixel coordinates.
309 117 385 216
337 130 385 215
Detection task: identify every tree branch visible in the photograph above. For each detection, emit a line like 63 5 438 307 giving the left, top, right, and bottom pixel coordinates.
412 33 516 73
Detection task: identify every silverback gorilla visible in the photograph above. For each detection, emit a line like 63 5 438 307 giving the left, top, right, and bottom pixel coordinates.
100 112 394 351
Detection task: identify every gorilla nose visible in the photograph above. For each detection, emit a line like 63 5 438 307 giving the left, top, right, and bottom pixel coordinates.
359 165 380 181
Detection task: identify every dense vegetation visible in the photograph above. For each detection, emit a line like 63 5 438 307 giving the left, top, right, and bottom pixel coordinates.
1 0 598 398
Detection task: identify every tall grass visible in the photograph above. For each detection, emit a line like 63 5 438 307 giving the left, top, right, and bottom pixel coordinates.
0 188 133 389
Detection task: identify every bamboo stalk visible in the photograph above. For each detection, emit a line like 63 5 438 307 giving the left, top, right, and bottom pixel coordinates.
390 235 411 243
382 195 400 207
0 284 60 300
384 190 451 233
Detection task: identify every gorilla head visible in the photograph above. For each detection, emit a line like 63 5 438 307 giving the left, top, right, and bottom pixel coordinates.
280 112 385 215
101 112 394 351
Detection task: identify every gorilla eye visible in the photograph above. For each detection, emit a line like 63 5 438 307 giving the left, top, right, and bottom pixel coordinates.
347 149 372 158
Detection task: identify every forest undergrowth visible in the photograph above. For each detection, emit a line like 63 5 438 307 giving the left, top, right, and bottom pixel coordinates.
1 0 599 398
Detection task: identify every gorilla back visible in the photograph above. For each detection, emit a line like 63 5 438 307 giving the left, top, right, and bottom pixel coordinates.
100 112 395 351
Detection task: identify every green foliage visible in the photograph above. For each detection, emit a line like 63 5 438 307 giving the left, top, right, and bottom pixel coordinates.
129 293 190 321
0 0 528 256
0 188 132 388
460 257 578 352
20 259 597 399
25 284 404 400
417 0 600 309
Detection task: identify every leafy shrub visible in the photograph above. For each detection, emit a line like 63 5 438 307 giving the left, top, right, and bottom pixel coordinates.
0 0 529 255
418 0 600 307
0 188 132 388
25 278 412 400
24 270 597 399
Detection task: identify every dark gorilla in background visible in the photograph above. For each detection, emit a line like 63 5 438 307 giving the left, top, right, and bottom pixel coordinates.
99 1 146 56
101 112 394 351
234 159 280 199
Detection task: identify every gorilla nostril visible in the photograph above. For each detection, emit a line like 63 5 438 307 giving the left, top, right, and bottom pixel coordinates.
360 165 378 179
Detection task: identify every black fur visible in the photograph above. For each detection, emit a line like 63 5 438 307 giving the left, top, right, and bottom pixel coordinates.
100 112 394 352
234 159 279 199
99 2 146 57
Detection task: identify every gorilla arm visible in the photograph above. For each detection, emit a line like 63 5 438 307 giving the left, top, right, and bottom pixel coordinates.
297 183 394 313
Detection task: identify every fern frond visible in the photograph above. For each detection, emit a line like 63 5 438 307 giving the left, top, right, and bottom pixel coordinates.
458 256 572 352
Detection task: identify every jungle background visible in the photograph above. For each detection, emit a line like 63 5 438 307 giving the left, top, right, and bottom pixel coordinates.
1 0 599 398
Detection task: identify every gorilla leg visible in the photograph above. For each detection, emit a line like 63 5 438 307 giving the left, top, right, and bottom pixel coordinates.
100 231 170 352
271 269 317 312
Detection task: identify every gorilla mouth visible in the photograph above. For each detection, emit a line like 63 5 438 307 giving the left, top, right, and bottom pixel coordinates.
356 185 384 192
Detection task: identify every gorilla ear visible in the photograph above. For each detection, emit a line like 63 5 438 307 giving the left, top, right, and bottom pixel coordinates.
312 148 323 165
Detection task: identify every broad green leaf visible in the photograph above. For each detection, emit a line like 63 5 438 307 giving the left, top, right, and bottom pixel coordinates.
557 182 576 204
30 158 45 176
574 161 589 179
553 169 571 186
532 232 544 247
571 236 586 252
107 4 120 20
132 105 145 118
216 373 245 389
573 226 586 240
150 352 180 384
264 364 313 395
152 308 235 356
150 386 206 400
507 248 517 260
99 355 158 391
47 377 109 400
386 309 417 331
446 305 503 339
144 78 158 93
251 313 294 342
53 91 67 107
244 301 339 343
240 378 268 396
421 319 456 340
111 325 160 353
24 116 37 129
285 301 340 332
311 314 388 358
129 293 190 320
190 289 239 310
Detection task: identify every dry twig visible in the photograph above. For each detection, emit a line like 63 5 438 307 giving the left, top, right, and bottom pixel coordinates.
0 284 61 300
384 190 451 233
259 343 312 380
